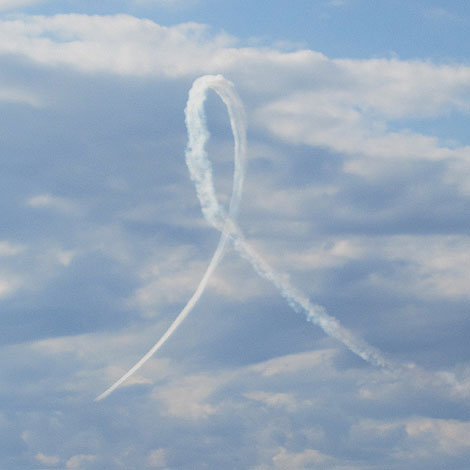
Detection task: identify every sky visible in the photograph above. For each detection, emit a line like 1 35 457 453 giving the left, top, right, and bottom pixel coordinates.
1 0 470 469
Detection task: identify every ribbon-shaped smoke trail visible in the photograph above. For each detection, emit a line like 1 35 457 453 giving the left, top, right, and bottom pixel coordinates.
96 75 391 401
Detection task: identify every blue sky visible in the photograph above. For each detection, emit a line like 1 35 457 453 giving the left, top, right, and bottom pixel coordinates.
1 1 470 469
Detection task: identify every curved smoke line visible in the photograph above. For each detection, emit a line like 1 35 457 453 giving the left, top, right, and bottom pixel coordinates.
96 74 392 401
95 75 245 401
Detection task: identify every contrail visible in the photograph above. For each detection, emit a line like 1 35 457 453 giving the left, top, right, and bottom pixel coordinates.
96 74 391 401
95 75 246 401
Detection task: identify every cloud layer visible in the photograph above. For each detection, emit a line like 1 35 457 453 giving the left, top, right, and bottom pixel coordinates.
1 11 470 470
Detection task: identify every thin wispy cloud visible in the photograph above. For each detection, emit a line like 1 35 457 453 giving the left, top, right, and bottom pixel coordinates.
424 6 459 22
327 0 349 7
0 86 43 107
27 194 78 213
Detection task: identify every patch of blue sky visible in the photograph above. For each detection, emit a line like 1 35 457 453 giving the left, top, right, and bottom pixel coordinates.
386 112 470 148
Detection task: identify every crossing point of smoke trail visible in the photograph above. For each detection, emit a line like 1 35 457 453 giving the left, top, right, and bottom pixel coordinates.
96 74 392 401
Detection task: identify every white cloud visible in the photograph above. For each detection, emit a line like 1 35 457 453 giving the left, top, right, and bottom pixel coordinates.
0 0 46 11
131 243 270 318
2 13 465 119
26 194 78 213
251 349 337 377
2 13 468 195
272 447 331 470
66 454 96 469
244 391 310 411
35 452 60 466
406 418 470 454
0 86 43 106
250 234 470 301
256 89 470 162
257 238 363 275
0 241 24 257
375 417 470 458
147 448 167 468
153 374 221 419
55 249 75 266
133 246 208 314
1 14 469 151
251 58 470 192
27 329 175 395
365 235 470 299
0 277 21 297
0 14 236 77
2 14 470 117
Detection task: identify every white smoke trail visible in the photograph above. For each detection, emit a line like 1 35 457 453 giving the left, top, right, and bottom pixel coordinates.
96 74 391 401
95 75 246 401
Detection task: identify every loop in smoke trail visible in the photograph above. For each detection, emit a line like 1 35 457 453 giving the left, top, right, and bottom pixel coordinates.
96 75 245 401
96 74 391 401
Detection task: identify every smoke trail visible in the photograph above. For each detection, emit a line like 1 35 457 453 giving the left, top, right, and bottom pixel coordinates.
96 74 391 401
95 75 246 401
